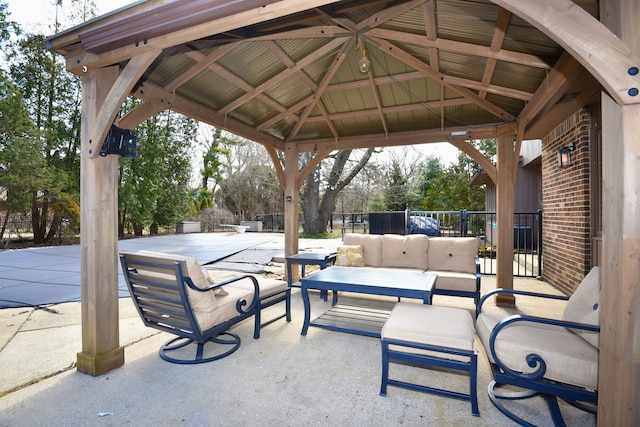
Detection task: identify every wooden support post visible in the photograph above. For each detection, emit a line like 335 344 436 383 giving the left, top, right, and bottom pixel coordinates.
76 66 124 375
495 125 516 305
283 142 300 283
599 94 640 426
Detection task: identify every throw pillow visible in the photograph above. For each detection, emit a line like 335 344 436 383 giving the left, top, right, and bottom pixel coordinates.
335 245 365 267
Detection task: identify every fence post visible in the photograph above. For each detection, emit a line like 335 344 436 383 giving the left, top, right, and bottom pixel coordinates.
460 209 468 236
537 209 543 278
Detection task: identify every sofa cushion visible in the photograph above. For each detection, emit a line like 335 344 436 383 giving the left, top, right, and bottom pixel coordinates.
197 284 253 330
343 233 382 267
432 271 477 292
335 245 365 267
476 311 599 390
427 237 477 274
381 234 429 270
136 251 217 315
562 266 601 349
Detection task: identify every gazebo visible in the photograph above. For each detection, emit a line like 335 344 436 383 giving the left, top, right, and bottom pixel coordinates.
47 1 639 424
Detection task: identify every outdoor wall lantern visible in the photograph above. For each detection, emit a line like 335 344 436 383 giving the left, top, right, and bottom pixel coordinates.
558 142 576 167
358 48 371 74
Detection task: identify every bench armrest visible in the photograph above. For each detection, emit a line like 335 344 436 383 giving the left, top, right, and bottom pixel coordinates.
488 313 600 381
476 288 568 317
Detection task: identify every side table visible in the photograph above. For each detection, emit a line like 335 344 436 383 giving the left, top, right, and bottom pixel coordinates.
286 252 336 301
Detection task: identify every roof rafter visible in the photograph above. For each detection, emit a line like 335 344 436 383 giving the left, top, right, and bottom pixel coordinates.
372 36 516 122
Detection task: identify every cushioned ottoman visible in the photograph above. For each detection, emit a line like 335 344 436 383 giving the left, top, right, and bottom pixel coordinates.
380 303 479 416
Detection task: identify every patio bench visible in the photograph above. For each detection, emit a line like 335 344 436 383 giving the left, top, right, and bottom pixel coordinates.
475 266 600 426
119 251 289 363
340 233 481 306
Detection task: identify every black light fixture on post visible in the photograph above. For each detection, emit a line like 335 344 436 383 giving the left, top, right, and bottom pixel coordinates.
558 141 576 167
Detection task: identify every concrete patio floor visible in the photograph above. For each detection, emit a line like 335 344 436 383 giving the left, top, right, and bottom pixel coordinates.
0 262 596 426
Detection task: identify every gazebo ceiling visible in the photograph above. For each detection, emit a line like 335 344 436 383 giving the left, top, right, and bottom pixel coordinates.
48 0 602 152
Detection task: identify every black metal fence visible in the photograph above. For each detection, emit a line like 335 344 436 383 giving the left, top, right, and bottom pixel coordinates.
254 209 542 278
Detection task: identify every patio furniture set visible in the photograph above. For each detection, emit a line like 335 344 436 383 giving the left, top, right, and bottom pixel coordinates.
119 235 600 426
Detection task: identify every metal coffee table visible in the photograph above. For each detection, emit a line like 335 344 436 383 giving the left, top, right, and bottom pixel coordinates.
300 266 436 337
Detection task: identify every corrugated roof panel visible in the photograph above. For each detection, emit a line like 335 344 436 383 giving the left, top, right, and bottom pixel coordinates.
439 50 486 82
442 103 497 127
321 86 378 115
265 75 315 109
386 108 441 132
179 68 245 111
504 15 562 58
277 38 340 63
492 62 547 93
368 46 417 77
294 119 335 141
382 5 426 35
218 42 286 87
437 0 496 46
485 93 525 118
333 115 385 137
230 98 278 127
144 47 197 88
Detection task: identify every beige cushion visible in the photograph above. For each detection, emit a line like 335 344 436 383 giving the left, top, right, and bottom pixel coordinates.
335 245 365 267
196 284 253 330
380 234 429 270
343 233 382 267
476 311 599 390
432 271 477 292
227 277 287 307
135 250 217 317
382 303 475 362
562 266 601 349
427 237 477 274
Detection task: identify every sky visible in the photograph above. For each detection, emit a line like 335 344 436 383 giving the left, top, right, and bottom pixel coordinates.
4 0 461 168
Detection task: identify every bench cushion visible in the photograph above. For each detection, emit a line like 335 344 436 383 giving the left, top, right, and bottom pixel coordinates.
343 233 382 267
381 234 429 270
427 237 477 274
432 271 477 292
135 250 218 314
562 266 600 349
335 245 365 267
382 303 475 362
476 311 599 390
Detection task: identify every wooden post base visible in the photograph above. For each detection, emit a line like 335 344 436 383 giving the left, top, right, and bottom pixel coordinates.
76 346 125 376
495 293 516 307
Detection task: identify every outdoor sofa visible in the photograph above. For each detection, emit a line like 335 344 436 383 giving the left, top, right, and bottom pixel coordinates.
339 233 481 305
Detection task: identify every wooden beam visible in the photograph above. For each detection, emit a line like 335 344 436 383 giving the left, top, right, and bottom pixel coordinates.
297 146 334 189
492 0 640 105
62 0 342 74
117 101 165 130
288 37 354 141
76 66 124 376
356 0 427 32
219 37 349 116
449 138 497 184
294 124 501 152
600 90 640 427
367 28 553 69
494 124 517 304
264 144 285 187
283 142 299 261
87 49 160 158
372 37 515 122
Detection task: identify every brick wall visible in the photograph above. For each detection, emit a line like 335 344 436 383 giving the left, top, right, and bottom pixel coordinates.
541 108 592 294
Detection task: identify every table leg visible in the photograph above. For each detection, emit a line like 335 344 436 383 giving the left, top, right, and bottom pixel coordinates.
301 285 311 336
